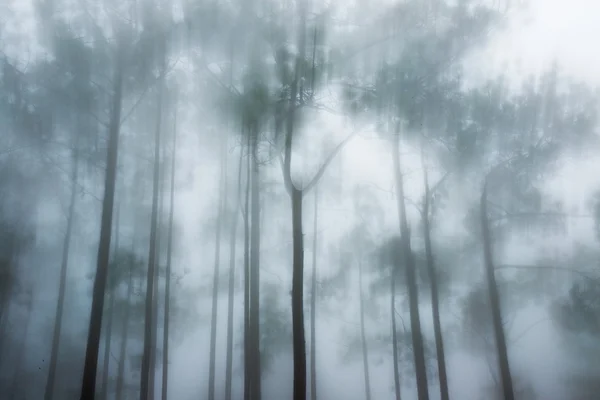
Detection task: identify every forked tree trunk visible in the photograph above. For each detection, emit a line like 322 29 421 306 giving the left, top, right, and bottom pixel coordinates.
392 132 429 400
480 183 515 400
309 186 318 400
80 46 124 400
225 145 243 400
45 128 80 400
358 258 372 400
208 134 228 400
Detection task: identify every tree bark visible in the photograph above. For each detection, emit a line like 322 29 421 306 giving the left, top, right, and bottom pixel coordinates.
162 97 178 400
115 257 133 400
9 290 33 399
391 258 401 400
149 140 166 400
44 128 80 400
392 132 429 400
140 49 165 400
290 186 306 400
480 183 515 400
101 204 120 400
80 46 124 400
243 131 251 400
249 131 262 400
208 134 228 400
225 144 243 400
422 173 449 400
309 186 318 400
358 258 372 400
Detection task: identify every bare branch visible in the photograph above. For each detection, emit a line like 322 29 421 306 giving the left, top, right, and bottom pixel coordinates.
302 130 358 194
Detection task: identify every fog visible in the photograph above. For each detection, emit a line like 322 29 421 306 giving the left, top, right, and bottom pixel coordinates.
1 0 599 399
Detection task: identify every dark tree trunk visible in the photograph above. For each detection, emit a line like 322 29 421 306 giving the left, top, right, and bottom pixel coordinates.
249 132 262 399
80 48 124 400
480 183 515 400
290 187 306 400
309 186 318 400
392 133 429 400
243 131 251 400
422 173 450 400
9 290 33 400
115 258 133 400
358 258 372 400
391 261 401 400
149 145 166 400
101 204 120 400
45 129 80 400
100 283 115 400
162 99 178 400
209 134 227 400
140 51 165 400
225 145 243 400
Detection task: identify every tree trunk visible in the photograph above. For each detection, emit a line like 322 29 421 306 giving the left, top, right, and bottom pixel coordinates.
162 97 178 400
149 144 166 400
115 257 133 400
140 51 165 400
249 132 262 400
9 290 33 400
422 173 450 400
100 282 115 400
208 133 228 400
290 187 306 400
225 144 243 400
101 204 120 400
480 183 515 400
243 131 251 400
309 186 318 400
80 47 124 400
358 258 372 400
392 132 429 400
391 260 401 400
44 128 80 400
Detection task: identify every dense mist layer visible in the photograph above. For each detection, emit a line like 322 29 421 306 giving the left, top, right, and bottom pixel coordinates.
1 0 600 399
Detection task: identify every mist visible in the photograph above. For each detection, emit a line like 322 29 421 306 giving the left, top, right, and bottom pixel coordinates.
1 0 599 399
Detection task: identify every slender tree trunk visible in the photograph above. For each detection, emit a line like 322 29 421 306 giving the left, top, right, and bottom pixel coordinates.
140 50 165 400
391 261 401 400
480 183 515 400
100 282 115 400
358 258 372 400
243 132 251 400
290 186 306 400
422 173 450 400
225 145 243 400
309 186 318 400
80 47 124 400
115 257 133 400
209 134 228 400
162 98 178 400
45 130 80 400
392 132 429 400
249 132 262 400
9 290 33 400
149 146 166 400
101 204 120 400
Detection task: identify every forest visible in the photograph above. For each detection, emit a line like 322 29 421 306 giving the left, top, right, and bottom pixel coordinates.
1 0 599 399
